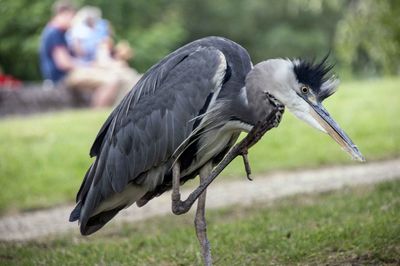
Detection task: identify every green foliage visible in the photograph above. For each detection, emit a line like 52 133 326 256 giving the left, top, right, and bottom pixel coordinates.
0 78 399 213
1 180 399 265
0 0 184 79
0 0 346 80
127 17 187 72
0 0 54 80
178 0 344 63
335 0 400 75
1 0 399 79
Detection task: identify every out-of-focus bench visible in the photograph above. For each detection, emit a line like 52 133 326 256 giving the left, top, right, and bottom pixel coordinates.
0 83 90 117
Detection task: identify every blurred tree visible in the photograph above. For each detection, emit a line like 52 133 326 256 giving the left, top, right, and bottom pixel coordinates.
0 0 54 80
4 0 396 80
178 0 345 63
0 0 185 80
335 0 400 75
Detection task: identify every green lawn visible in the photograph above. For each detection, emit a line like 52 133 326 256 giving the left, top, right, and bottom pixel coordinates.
0 77 399 214
1 179 399 265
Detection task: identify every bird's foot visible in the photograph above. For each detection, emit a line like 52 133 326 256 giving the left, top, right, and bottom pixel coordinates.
171 163 192 215
265 92 285 127
172 199 191 215
241 149 253 181
170 108 281 217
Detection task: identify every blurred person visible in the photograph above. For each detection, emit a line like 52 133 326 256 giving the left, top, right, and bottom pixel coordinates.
96 40 136 74
67 6 112 63
39 0 76 84
65 38 140 106
65 6 140 105
106 40 141 102
39 2 121 108
112 40 135 66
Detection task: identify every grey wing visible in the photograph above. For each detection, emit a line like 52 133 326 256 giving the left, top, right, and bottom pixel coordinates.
70 46 227 235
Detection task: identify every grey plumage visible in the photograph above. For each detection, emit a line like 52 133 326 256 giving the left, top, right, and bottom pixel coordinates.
70 35 364 240
70 37 257 235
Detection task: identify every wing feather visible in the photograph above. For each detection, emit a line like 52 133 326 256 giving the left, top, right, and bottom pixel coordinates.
73 46 228 233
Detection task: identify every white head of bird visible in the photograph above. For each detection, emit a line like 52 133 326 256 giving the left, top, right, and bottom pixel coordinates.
246 57 365 162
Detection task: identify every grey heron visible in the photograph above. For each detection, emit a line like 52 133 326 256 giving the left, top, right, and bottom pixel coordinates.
70 36 364 265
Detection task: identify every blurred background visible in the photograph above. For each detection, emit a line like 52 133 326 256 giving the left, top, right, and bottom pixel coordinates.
1 0 399 81
0 0 399 265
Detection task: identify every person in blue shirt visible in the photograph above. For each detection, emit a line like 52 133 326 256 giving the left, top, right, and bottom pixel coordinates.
39 1 76 84
66 6 111 64
39 2 133 108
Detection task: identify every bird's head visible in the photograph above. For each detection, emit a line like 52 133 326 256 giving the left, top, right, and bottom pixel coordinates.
246 57 365 162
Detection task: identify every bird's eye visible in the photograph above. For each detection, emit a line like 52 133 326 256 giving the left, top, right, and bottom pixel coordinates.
301 86 309 94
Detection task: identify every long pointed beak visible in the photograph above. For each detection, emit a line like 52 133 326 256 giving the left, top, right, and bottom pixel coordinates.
308 103 365 162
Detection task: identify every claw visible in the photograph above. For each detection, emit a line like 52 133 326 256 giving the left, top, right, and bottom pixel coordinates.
241 150 253 181
265 92 285 127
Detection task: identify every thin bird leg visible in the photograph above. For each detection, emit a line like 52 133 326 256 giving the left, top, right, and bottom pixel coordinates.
241 149 252 181
195 163 213 266
171 98 284 215
171 162 182 214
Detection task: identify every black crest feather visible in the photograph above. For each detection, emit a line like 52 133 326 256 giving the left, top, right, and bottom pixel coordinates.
293 54 337 101
293 54 334 90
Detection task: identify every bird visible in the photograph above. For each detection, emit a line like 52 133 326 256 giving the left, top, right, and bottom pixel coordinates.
70 36 364 265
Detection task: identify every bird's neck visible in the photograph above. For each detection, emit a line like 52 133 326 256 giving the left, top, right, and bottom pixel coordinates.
244 71 279 125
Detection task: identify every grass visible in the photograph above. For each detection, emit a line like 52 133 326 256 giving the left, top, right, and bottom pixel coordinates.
1 179 399 265
0 77 399 214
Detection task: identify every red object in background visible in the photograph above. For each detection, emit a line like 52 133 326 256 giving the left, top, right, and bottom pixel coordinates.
0 74 22 89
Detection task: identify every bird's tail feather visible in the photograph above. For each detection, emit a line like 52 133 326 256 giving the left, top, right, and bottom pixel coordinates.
69 202 82 222
78 184 147 235
69 154 147 235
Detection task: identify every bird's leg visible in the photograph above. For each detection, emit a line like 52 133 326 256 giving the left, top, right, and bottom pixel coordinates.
171 162 182 214
240 93 283 182
195 164 213 266
241 149 252 181
171 98 285 215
